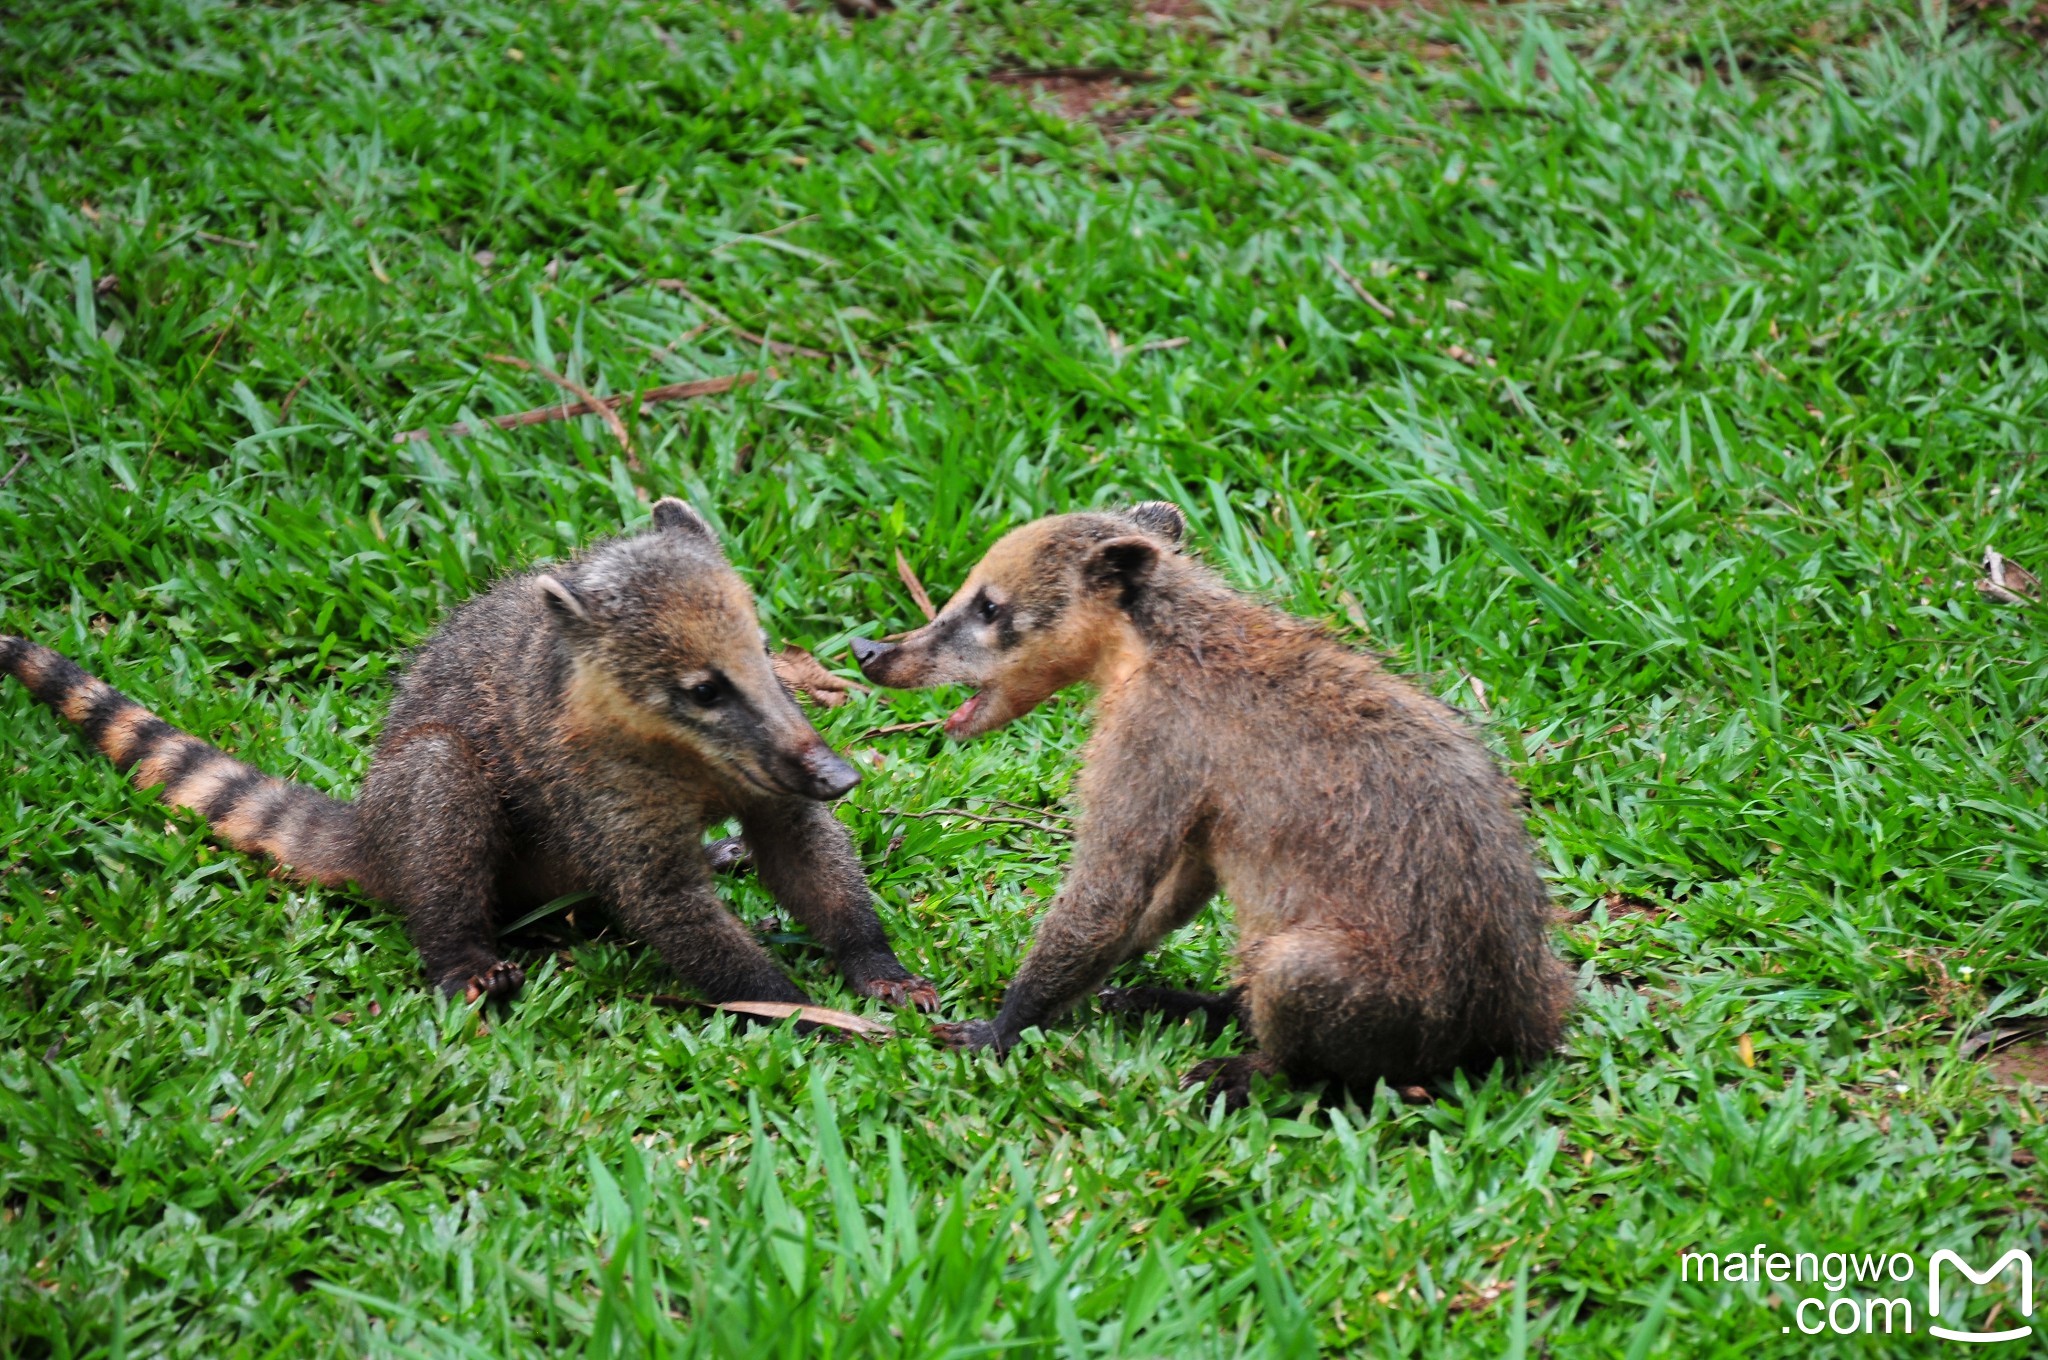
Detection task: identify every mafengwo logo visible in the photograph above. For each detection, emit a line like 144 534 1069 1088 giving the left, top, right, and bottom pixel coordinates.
1678 1244 2034 1342
1928 1251 2033 1344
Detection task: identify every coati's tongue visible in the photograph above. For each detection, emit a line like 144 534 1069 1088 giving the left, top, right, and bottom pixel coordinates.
944 691 983 735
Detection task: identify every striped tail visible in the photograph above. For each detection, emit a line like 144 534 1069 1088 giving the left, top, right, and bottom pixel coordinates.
2 635 360 886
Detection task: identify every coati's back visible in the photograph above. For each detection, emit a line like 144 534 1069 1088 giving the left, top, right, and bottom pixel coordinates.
373 577 554 761
1153 600 1569 1062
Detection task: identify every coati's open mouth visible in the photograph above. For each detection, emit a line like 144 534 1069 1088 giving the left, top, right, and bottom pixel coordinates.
944 689 985 737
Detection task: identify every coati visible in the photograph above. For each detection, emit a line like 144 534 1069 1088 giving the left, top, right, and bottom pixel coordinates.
2 497 935 1011
850 502 1570 1103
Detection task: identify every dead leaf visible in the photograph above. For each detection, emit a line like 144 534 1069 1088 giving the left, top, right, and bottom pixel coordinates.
895 548 937 621
646 994 893 1039
1978 547 2039 605
1447 1278 1510 1313
1338 589 1371 636
1737 1032 1756 1068
770 644 862 708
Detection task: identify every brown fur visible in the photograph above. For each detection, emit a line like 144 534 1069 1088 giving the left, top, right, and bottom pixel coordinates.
852 502 1571 1101
3 497 933 1010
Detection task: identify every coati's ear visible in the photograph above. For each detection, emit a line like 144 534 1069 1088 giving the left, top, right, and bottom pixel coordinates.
1126 500 1186 545
1083 536 1162 606
650 497 714 539
536 574 594 629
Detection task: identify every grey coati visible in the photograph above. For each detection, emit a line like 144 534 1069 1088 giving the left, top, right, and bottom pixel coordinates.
1 498 935 1010
850 502 1570 1102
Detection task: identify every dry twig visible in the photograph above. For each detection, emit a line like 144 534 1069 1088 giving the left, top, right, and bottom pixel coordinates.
895 549 937 621
1326 254 1398 321
278 375 311 421
394 370 769 446
857 718 945 740
485 353 636 468
0 451 29 490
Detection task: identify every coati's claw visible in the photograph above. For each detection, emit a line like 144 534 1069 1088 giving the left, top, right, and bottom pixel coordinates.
459 960 525 1004
857 975 940 1011
931 1018 1000 1051
1181 1053 1281 1111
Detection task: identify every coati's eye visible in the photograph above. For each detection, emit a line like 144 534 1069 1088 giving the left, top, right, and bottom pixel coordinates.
977 592 1000 623
685 677 726 708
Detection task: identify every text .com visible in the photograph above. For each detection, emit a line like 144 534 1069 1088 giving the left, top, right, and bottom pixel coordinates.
1678 1244 2034 1342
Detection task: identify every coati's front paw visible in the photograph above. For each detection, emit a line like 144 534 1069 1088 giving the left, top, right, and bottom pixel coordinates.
855 974 940 1011
439 959 524 1004
704 835 752 874
931 1018 1000 1052
1181 1053 1281 1111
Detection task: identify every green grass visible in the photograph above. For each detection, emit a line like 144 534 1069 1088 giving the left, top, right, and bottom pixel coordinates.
3 0 2046 1353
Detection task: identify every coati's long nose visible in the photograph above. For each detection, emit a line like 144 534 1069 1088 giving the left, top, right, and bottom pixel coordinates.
849 636 896 678
797 743 861 801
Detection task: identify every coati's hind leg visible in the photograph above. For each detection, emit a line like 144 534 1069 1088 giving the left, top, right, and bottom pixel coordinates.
739 798 938 1010
1233 927 1444 1102
1097 986 1245 1038
357 726 523 1003
1181 1052 1282 1110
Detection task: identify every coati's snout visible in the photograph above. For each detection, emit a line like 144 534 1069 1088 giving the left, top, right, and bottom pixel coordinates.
544 496 861 801
853 502 1188 740
772 740 861 801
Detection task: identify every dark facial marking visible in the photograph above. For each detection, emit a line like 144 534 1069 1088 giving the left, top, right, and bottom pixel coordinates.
674 673 728 711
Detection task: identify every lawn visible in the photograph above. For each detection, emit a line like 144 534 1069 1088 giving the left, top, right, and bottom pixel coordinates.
3 0 2046 1353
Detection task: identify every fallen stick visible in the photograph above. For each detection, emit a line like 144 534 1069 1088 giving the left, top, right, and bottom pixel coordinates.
395 370 771 445
1326 254 1398 321
895 549 937 621
278 374 311 421
0 450 29 490
485 353 636 469
643 994 892 1039
856 718 945 740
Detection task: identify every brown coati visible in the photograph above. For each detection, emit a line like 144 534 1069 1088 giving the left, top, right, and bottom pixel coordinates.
850 502 1570 1103
2 497 935 1011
